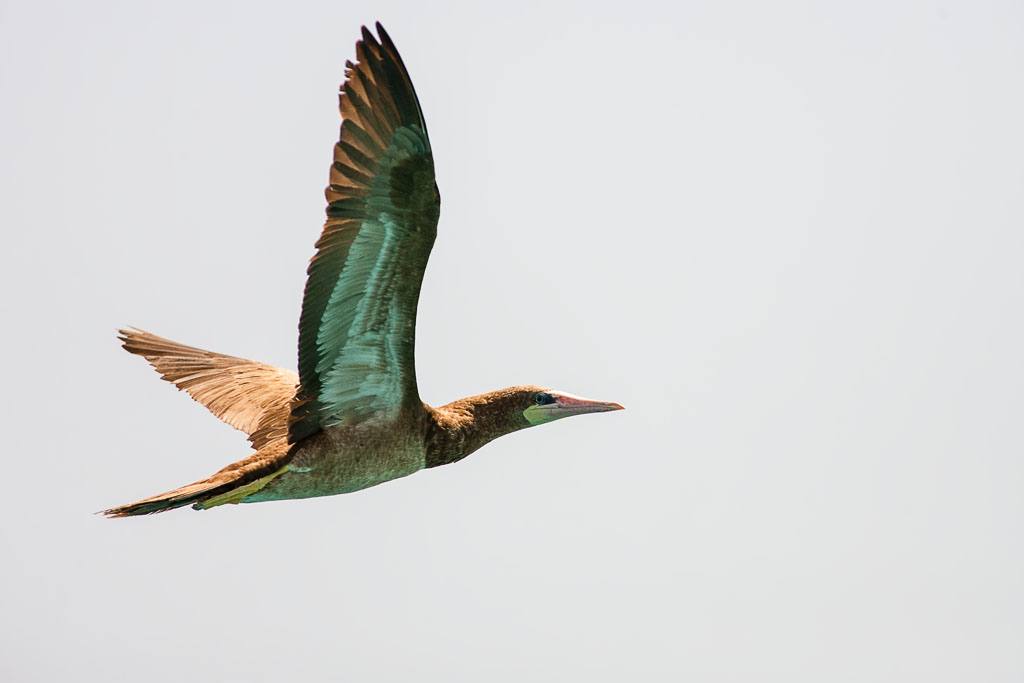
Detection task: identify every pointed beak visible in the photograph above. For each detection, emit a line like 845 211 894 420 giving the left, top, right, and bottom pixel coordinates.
546 393 625 419
552 395 622 417
523 391 624 426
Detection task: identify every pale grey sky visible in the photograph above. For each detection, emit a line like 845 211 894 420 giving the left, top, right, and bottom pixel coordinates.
2 0 1023 680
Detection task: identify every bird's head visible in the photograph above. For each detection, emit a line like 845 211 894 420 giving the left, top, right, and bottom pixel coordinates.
430 386 624 466
438 385 623 435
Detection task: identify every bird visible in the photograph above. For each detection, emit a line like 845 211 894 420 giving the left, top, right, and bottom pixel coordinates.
103 23 622 517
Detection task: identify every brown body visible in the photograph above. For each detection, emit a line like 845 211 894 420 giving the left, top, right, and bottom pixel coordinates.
258 416 429 500
251 391 537 502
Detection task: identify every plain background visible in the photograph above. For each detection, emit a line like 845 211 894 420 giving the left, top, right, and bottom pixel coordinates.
2 0 1022 680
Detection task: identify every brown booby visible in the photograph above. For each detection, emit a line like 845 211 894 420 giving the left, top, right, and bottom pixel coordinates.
103 23 622 517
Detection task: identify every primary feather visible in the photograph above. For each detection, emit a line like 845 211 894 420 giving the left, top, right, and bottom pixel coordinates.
118 328 295 451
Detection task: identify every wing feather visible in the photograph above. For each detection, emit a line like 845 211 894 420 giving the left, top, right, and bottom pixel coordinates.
119 328 296 451
290 23 439 443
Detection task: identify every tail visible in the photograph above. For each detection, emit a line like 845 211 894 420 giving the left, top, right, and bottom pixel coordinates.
102 443 291 518
105 327 298 517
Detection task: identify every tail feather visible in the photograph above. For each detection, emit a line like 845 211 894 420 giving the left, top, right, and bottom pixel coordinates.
102 443 291 518
101 479 227 517
105 328 297 517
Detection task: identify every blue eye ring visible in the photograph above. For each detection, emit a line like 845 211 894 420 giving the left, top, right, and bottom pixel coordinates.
534 393 554 405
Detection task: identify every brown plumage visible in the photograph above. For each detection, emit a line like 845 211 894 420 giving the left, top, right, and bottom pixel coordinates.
103 24 621 518
118 328 294 451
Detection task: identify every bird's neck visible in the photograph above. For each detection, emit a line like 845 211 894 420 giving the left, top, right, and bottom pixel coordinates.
424 391 530 468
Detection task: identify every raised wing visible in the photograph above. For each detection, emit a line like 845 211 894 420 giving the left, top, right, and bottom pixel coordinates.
290 23 440 443
119 328 295 451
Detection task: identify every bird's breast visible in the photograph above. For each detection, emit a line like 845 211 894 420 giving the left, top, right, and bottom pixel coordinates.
242 423 426 502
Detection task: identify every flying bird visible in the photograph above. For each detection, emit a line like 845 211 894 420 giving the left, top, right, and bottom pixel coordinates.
104 23 622 517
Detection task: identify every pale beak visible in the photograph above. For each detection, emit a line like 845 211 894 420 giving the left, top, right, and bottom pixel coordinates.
543 393 625 419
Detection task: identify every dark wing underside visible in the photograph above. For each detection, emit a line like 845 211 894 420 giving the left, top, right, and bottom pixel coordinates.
290 23 439 443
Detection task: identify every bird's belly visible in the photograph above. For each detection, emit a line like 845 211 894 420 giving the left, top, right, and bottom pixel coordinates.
242 425 425 502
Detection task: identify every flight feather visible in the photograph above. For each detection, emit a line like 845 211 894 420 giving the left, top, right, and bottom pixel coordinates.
291 23 439 443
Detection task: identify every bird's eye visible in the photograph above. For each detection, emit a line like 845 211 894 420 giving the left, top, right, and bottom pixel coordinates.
534 393 553 405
